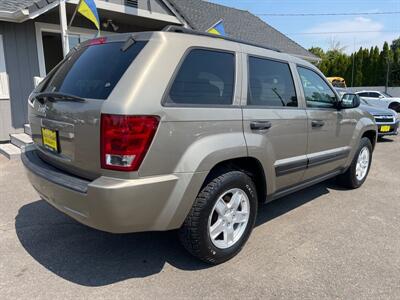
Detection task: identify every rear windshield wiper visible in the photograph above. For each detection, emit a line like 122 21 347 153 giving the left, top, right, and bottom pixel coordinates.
34 92 86 103
121 36 136 52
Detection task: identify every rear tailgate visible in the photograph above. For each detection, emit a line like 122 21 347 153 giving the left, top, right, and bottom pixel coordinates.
28 37 147 180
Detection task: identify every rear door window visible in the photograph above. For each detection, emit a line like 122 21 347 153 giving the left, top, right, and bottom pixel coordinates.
247 56 297 107
166 49 235 105
42 41 147 100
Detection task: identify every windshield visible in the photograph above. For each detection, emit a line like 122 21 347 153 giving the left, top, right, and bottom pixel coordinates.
41 41 147 100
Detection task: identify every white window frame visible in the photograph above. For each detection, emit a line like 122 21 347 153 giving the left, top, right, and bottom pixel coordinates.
35 22 101 77
0 34 10 99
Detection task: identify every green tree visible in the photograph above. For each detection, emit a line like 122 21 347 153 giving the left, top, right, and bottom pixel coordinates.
308 38 398 87
378 42 393 85
360 48 370 85
391 47 400 86
309 47 325 59
353 47 364 86
370 46 380 85
390 37 400 52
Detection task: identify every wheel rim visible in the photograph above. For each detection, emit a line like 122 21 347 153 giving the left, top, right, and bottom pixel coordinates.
356 146 370 181
208 188 250 249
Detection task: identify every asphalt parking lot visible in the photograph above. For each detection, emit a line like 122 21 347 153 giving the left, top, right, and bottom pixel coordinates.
1 136 400 299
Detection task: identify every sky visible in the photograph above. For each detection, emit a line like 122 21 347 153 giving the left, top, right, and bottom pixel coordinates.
209 0 400 54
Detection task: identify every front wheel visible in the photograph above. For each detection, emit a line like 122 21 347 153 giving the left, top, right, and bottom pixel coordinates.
337 137 373 189
388 102 400 113
179 170 258 264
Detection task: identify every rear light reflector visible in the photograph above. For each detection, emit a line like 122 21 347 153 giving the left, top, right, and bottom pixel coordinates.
101 114 159 171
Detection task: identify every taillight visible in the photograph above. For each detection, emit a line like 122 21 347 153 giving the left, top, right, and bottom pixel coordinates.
100 114 159 171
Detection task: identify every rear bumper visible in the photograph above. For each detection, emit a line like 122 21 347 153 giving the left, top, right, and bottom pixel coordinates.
22 146 205 233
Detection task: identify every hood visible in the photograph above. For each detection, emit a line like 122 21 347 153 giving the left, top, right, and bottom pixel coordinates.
359 104 396 116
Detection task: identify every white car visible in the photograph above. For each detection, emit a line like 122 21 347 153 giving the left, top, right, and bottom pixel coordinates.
355 91 400 112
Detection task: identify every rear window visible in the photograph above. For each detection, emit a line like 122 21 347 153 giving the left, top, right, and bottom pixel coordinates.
166 49 235 106
369 92 381 98
41 41 147 100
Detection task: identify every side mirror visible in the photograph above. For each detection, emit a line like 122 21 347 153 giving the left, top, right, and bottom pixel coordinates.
339 93 360 109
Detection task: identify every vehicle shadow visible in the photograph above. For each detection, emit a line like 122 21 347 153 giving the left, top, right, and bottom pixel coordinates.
377 136 395 143
255 180 334 226
15 179 337 286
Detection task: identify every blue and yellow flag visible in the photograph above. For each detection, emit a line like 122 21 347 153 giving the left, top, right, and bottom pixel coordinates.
77 0 100 30
207 19 226 36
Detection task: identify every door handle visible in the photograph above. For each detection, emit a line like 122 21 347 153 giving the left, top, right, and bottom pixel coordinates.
311 120 325 128
250 121 272 131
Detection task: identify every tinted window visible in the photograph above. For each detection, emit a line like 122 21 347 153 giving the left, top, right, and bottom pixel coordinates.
42 41 147 99
297 67 337 108
358 92 369 97
248 57 297 107
167 49 235 105
369 92 381 98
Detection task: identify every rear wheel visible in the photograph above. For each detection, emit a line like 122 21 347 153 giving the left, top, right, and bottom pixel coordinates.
179 170 257 264
337 137 372 189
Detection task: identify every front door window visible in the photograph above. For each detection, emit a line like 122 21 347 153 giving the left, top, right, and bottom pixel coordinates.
297 67 337 109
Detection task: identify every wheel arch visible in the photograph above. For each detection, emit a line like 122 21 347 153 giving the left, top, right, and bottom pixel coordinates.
362 129 377 150
345 118 377 169
202 157 267 204
388 101 400 113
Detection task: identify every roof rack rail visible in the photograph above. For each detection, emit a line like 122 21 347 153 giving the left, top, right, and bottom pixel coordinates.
162 25 281 53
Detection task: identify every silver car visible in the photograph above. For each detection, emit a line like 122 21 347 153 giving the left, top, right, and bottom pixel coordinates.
22 27 377 264
360 100 398 138
337 88 398 137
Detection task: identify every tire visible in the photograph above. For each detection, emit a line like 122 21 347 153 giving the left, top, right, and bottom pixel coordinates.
337 137 373 189
389 102 400 113
179 170 258 264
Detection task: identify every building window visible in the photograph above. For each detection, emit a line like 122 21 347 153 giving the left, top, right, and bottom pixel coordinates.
166 49 235 105
125 0 138 8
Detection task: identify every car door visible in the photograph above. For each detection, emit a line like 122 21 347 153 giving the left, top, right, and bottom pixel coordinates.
241 52 308 194
363 92 385 107
296 66 357 180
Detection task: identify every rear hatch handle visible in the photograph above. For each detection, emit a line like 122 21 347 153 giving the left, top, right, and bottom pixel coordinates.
34 92 86 104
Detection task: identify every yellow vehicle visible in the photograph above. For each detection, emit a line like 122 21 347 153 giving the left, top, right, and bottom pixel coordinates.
327 77 347 88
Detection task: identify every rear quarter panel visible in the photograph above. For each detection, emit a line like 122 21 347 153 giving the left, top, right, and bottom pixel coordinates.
101 32 246 176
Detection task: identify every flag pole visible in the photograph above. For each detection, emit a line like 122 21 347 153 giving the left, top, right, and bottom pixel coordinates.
206 19 223 32
68 0 81 28
59 0 70 57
